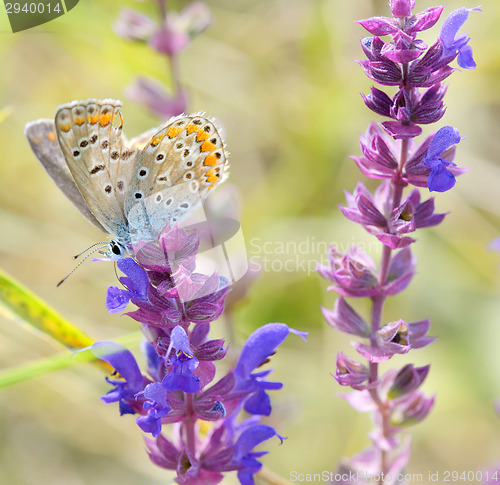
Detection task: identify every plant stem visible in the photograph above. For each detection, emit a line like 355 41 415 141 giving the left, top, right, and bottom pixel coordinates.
185 393 196 455
369 135 410 483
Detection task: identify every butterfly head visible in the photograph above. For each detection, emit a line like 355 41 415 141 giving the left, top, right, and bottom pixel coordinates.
106 239 131 259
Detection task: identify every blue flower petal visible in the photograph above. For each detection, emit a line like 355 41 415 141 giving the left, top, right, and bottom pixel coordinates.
117 258 149 299
235 323 291 378
170 325 192 355
440 7 469 49
142 341 163 379
162 356 200 393
106 286 132 313
244 389 272 416
92 341 143 390
439 7 480 69
426 126 461 160
458 44 476 69
428 163 457 192
233 424 277 461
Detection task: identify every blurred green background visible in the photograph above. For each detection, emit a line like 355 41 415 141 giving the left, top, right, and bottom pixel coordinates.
1 0 500 483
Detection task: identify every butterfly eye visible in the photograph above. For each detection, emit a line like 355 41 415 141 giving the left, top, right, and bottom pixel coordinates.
111 243 122 256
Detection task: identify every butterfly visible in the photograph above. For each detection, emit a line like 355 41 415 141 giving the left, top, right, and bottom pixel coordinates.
25 99 229 259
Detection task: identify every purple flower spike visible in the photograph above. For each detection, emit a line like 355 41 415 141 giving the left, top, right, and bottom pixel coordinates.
423 126 462 192
439 7 481 69
162 326 200 393
319 2 477 479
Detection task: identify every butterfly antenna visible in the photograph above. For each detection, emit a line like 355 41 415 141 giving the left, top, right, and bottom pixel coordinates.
73 241 109 259
57 244 108 287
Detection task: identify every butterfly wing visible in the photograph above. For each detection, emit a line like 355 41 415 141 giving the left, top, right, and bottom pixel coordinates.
54 99 139 242
24 118 106 232
124 114 228 236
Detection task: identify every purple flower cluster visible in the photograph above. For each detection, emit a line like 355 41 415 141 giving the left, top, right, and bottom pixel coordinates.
93 223 306 484
318 0 478 479
114 0 211 118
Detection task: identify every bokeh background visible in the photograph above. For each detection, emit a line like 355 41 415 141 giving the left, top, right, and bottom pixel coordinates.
1 0 500 483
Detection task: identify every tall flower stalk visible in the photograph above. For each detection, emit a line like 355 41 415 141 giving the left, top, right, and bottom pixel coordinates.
114 0 212 118
93 223 306 484
318 1 479 480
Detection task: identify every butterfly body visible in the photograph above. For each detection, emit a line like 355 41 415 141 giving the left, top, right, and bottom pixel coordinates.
25 99 228 257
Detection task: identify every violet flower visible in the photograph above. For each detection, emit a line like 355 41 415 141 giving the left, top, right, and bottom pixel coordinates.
423 125 462 192
319 0 477 478
439 7 481 69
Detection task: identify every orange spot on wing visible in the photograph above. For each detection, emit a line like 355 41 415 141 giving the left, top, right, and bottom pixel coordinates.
196 130 209 142
59 122 71 132
151 133 165 147
186 124 198 135
201 140 217 152
47 132 56 142
205 168 219 184
99 113 112 126
203 153 218 167
74 117 84 126
167 126 183 138
88 114 99 124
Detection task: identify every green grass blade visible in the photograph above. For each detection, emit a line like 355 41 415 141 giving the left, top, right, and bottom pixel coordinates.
0 267 94 348
0 331 144 388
